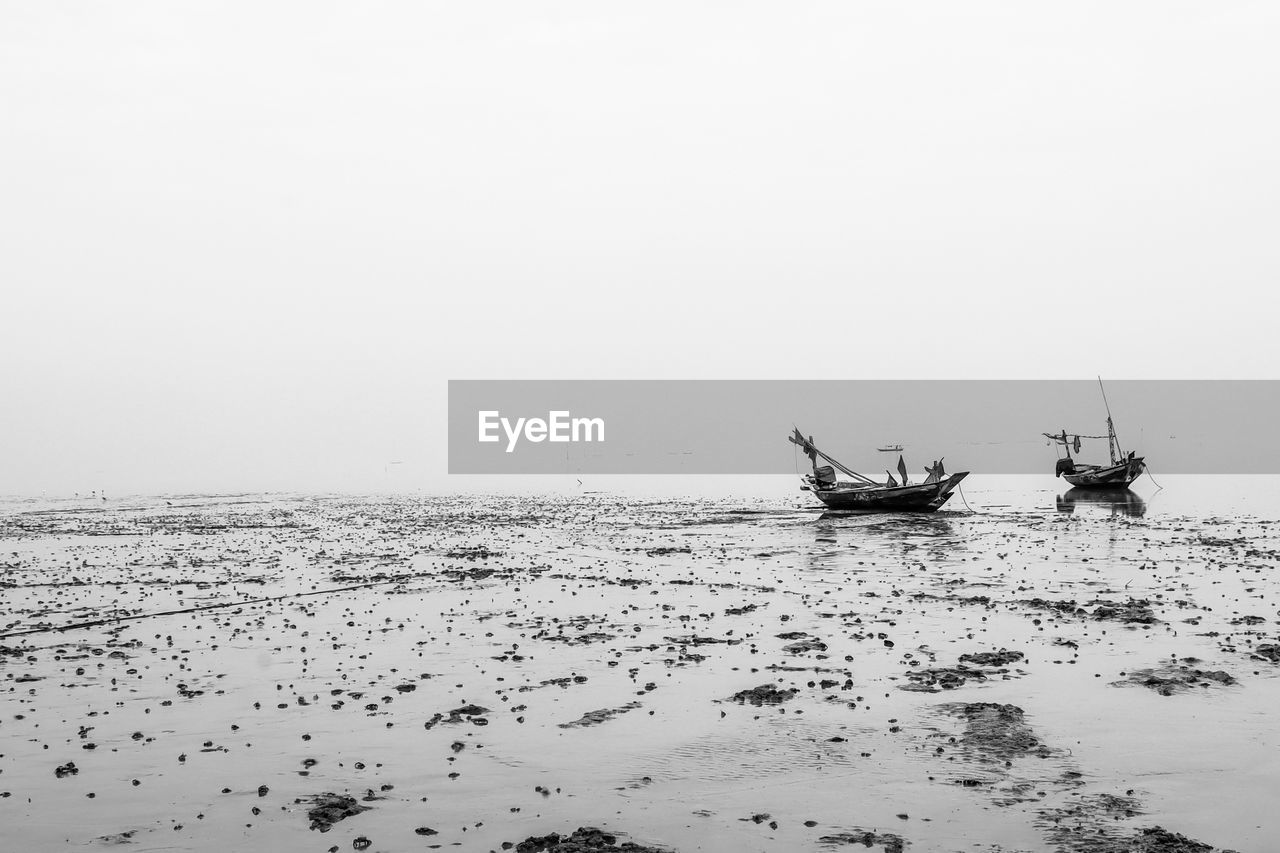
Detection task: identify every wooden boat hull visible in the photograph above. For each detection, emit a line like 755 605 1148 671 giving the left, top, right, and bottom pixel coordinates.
1061 458 1145 489
808 472 968 513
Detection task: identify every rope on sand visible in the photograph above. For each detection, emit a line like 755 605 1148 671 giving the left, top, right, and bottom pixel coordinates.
0 579 398 641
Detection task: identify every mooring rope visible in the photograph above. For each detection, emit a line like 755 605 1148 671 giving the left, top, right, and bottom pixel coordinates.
956 480 979 513
1143 465 1165 491
0 578 398 641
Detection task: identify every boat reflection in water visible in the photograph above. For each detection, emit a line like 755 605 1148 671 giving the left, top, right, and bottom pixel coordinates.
1055 487 1147 518
806 511 962 573
817 511 958 539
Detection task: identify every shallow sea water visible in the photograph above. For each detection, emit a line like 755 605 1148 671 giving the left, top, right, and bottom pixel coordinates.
1 476 1276 852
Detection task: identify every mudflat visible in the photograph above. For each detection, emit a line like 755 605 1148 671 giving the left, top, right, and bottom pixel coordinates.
1 479 1275 851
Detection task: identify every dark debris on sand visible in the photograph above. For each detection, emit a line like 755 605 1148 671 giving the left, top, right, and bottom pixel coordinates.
783 637 828 654
297 793 371 831
728 684 798 705
817 829 906 852
1036 790 1144 846
424 703 491 729
943 702 1053 759
959 650 1024 667
1021 597 1084 617
1037 792 1237 851
900 665 987 692
1251 643 1280 663
1020 597 1160 625
902 649 1026 691
1047 820 1230 853
1126 827 1235 853
506 826 669 852
94 830 139 845
443 546 502 560
558 702 643 729
1114 663 1237 696
1089 598 1161 624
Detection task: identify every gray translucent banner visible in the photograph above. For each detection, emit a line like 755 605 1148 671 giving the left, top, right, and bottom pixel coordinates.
448 380 1279 474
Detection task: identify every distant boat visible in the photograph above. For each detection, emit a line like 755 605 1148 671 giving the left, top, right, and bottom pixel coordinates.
877 444 904 453
789 429 968 512
1044 378 1145 489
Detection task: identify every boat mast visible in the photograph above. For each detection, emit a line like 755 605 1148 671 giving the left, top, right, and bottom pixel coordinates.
789 429 879 486
1097 376 1122 464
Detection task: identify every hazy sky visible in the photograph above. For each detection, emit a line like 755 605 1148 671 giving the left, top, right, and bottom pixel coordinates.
3 3 1278 494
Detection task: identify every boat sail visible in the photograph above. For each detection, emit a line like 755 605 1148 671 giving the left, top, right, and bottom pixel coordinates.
1044 378 1146 489
790 429 968 512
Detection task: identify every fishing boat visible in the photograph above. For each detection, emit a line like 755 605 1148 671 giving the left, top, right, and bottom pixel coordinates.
1044 378 1145 489
789 429 968 512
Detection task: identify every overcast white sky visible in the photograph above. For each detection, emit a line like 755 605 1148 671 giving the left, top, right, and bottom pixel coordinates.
3 2 1278 494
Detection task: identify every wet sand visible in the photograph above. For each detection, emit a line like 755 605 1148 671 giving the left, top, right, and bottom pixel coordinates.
1 478 1276 851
